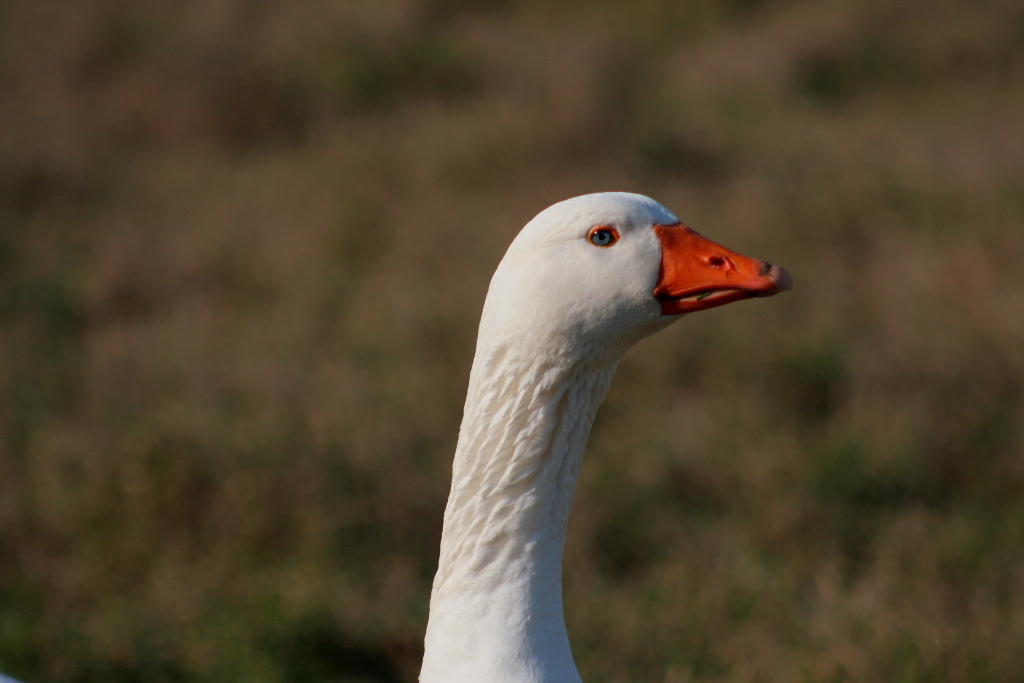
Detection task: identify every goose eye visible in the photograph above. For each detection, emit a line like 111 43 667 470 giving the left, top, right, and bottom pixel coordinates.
588 227 618 247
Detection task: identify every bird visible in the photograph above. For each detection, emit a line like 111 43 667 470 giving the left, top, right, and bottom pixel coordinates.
419 192 792 683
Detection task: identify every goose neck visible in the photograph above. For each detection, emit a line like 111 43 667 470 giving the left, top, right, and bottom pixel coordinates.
421 345 617 683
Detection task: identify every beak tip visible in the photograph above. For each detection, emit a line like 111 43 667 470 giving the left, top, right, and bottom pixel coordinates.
774 266 794 293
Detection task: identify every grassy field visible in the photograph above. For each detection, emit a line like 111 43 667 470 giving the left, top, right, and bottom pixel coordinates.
1 0 1024 681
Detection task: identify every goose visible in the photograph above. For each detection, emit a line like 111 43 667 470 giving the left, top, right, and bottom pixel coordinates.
419 192 792 683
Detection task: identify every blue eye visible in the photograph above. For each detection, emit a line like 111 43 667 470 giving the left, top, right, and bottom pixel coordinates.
588 227 618 247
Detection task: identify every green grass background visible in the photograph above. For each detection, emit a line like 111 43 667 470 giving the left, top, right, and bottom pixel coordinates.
1 0 1024 681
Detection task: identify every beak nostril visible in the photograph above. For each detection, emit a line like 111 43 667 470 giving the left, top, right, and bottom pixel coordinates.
709 256 726 268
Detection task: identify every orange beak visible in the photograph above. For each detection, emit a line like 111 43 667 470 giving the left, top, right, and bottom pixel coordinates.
653 223 793 316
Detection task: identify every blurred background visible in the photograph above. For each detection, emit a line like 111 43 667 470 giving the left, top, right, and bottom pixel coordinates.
1 0 1023 681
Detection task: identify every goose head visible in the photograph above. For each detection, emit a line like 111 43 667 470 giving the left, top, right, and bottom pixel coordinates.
480 192 792 360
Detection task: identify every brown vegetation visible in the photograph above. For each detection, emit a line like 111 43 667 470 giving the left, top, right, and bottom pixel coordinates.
1 0 1023 681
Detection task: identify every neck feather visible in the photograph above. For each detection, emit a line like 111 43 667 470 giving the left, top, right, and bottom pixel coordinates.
421 342 618 683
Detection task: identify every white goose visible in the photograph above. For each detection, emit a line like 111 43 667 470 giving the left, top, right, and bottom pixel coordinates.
419 193 792 683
